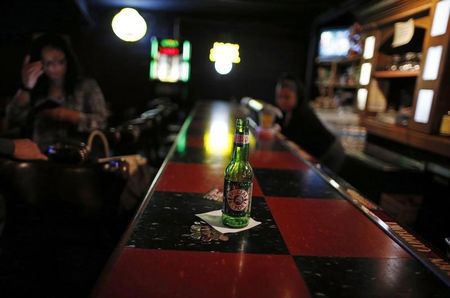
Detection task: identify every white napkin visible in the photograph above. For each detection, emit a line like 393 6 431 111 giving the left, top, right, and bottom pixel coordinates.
196 209 261 234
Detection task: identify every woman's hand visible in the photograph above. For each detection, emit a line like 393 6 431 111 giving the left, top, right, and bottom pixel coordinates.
273 123 282 132
13 139 48 161
21 55 44 90
40 107 81 124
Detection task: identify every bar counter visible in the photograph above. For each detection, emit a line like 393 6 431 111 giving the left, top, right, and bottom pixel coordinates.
94 101 450 297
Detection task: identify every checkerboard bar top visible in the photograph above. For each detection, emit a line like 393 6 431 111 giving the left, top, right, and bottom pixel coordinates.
94 101 450 298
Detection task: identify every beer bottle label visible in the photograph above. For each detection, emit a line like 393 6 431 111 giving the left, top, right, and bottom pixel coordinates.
234 134 249 146
223 180 253 216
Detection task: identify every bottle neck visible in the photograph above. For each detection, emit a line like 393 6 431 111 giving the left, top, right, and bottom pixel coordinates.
232 142 249 162
231 131 249 162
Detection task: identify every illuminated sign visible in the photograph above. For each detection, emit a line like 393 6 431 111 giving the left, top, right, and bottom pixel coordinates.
149 37 191 83
209 42 240 63
422 45 443 80
357 88 368 110
363 36 376 59
209 42 240 75
161 39 179 48
214 60 233 75
431 0 450 37
359 63 372 85
159 47 180 56
414 89 434 123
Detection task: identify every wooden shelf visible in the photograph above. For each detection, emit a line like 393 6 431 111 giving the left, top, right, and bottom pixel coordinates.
362 117 450 158
315 82 358 89
333 84 358 89
316 56 362 65
315 82 332 88
373 70 420 78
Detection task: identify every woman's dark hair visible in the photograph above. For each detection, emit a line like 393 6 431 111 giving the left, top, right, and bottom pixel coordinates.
276 73 305 104
28 33 82 103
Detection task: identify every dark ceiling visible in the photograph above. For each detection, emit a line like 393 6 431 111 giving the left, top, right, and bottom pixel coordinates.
87 0 364 18
89 0 340 13
0 0 371 37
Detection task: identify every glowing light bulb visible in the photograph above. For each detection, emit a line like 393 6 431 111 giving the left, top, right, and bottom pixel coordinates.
112 8 147 42
214 60 233 75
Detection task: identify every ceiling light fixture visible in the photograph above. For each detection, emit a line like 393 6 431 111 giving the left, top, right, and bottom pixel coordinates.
112 8 147 42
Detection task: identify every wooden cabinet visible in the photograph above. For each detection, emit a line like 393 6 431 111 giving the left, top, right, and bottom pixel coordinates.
307 0 450 157
355 0 450 157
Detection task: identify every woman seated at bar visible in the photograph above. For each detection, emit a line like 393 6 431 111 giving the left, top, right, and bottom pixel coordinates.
6 33 108 149
275 74 345 172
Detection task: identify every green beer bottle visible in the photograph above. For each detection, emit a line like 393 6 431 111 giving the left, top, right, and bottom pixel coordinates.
222 118 253 228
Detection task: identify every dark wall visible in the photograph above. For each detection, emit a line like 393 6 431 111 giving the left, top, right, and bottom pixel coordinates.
0 0 85 127
75 9 183 123
75 9 308 121
1 3 312 126
179 17 305 103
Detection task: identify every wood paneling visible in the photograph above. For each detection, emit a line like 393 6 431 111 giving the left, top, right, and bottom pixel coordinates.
362 117 450 157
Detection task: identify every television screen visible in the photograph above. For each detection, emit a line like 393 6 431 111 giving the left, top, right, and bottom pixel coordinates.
318 28 350 60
